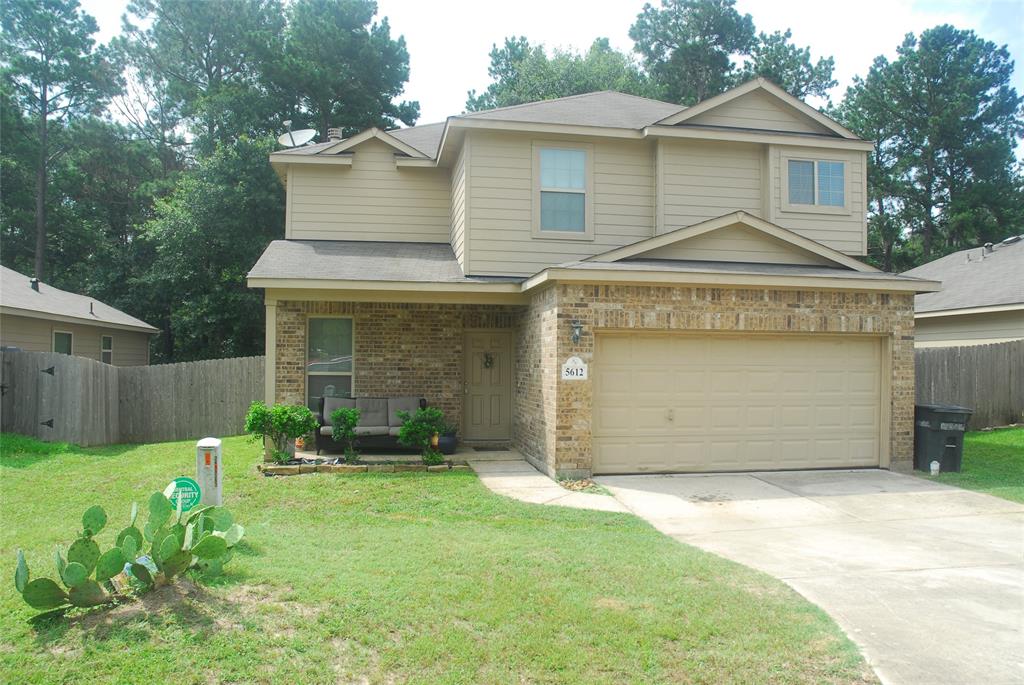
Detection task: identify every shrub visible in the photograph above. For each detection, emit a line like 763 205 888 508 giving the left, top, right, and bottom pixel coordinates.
396 407 446 458
422 449 445 466
330 407 361 463
244 401 319 463
14 490 244 615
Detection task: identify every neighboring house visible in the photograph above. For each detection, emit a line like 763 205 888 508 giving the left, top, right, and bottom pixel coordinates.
248 78 939 478
0 265 156 365
903 236 1024 348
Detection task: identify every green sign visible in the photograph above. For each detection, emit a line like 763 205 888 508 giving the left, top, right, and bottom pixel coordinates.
166 477 201 512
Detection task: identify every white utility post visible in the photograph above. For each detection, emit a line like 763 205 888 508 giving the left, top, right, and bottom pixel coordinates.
195 437 223 506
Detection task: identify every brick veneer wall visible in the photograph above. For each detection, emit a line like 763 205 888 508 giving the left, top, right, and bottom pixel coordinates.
275 301 519 424
513 283 916 478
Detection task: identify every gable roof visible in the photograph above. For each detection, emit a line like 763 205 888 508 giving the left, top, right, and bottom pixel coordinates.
460 91 685 129
587 212 879 273
903 236 1024 314
656 78 859 139
318 127 428 157
0 265 158 333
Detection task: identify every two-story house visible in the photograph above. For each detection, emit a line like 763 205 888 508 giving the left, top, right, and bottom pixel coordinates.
248 78 939 478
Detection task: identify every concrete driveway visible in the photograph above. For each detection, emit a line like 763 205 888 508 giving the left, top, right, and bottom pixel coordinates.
597 470 1024 685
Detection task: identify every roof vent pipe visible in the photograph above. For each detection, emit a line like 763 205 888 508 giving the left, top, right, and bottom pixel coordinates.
984 242 994 254
29 278 39 292
327 127 343 142
90 302 95 315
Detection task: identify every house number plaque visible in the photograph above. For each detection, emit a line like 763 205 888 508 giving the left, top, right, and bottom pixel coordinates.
561 356 588 380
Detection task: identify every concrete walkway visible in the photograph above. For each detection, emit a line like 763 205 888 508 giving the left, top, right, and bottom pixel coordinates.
598 470 1024 685
469 459 628 513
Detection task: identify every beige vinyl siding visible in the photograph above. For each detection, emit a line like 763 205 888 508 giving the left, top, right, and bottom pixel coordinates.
467 131 656 276
660 140 764 232
685 90 834 135
637 223 832 266
0 313 150 365
769 145 867 255
288 139 451 242
450 140 468 271
915 310 1024 348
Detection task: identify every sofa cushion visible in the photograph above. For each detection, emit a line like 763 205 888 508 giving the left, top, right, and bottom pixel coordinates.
388 396 422 427
355 397 388 427
354 425 388 437
319 426 335 436
321 396 356 425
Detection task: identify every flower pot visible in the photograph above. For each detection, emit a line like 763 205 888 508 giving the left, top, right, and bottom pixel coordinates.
431 432 440 448
438 433 457 456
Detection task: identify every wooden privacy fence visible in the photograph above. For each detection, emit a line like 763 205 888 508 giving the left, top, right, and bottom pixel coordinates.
915 340 1024 430
0 351 264 446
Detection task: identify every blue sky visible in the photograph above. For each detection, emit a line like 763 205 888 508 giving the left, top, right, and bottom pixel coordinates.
82 0 1023 125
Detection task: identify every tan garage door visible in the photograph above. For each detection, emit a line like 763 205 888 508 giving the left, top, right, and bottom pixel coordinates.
592 333 882 474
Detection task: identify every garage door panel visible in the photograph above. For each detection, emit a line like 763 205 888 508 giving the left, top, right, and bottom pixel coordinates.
593 333 882 474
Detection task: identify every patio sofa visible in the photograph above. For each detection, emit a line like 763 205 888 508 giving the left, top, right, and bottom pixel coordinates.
315 396 426 454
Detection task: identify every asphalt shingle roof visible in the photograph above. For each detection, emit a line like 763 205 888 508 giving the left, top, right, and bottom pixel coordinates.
902 237 1024 312
459 91 685 129
248 240 522 284
0 265 157 332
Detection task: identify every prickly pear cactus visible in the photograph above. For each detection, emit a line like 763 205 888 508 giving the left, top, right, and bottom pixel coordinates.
68 579 109 608
15 550 28 593
148 492 173 530
94 548 126 583
22 578 67 611
60 562 89 588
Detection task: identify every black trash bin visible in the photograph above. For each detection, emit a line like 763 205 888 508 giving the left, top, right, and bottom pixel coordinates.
914 404 972 473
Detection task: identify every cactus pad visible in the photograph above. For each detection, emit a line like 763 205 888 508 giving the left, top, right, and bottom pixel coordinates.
81 505 107 537
222 524 245 548
195 558 224 576
207 507 233 532
129 562 153 587
94 548 126 583
61 561 89 588
22 578 68 610
121 534 138 561
191 534 227 560
160 549 192 579
158 534 181 563
68 579 109 607
116 526 143 552
67 538 100 575
15 550 28 593
148 492 173 529
130 501 139 526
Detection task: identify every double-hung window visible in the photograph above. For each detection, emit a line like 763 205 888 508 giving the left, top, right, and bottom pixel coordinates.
533 142 593 239
784 156 848 212
306 317 353 409
101 335 113 364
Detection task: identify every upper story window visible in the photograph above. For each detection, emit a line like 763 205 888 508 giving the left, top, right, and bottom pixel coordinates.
533 142 594 240
784 156 848 212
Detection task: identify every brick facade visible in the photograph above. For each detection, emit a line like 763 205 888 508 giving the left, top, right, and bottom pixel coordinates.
275 285 915 477
274 301 519 424
511 283 916 478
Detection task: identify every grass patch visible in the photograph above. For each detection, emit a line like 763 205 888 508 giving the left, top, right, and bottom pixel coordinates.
919 426 1024 503
1 434 874 684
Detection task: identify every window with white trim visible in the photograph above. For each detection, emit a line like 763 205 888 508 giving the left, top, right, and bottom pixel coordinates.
53 331 72 355
533 142 594 239
101 335 113 364
306 317 353 409
787 158 846 208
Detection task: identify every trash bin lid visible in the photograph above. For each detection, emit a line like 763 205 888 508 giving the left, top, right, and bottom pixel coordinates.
915 403 973 413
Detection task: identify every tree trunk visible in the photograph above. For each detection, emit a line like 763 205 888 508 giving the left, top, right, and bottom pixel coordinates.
34 83 49 280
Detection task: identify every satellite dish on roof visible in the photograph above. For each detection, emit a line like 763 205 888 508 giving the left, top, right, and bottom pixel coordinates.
277 128 316 147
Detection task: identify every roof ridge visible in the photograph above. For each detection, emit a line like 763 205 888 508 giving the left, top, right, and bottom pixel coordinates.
459 90 659 118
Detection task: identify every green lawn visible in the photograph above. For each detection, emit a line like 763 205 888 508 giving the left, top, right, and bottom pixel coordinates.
1 434 873 685
919 426 1024 503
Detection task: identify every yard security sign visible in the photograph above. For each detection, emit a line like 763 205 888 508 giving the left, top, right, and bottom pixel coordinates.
164 477 201 512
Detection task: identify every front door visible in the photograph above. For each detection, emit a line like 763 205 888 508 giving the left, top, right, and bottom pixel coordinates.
463 331 512 441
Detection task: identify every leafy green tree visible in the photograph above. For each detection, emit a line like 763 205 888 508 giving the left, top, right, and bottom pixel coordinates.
0 0 120 280
466 37 658 111
739 29 836 100
282 0 418 139
837 25 1023 266
118 0 287 155
630 0 754 105
137 137 284 362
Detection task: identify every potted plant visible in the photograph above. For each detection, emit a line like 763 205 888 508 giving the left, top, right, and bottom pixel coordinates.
244 401 319 464
330 406 361 464
396 407 447 466
438 422 458 456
